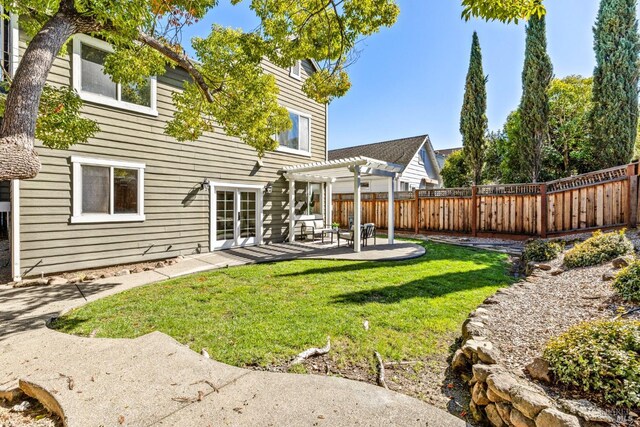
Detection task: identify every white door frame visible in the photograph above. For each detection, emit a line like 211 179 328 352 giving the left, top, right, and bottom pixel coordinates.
209 182 263 251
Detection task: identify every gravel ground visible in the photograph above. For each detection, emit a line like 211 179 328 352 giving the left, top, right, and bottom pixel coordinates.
485 255 624 372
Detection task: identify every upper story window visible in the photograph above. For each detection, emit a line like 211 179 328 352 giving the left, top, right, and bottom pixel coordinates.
72 35 158 116
276 109 311 156
71 156 145 224
290 60 302 79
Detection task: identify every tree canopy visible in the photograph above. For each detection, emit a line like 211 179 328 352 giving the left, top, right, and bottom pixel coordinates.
461 0 545 23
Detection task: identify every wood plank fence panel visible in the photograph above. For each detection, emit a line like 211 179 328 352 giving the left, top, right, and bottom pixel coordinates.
332 163 638 237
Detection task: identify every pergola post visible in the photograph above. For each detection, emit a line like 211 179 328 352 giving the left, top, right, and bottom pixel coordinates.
388 176 395 244
326 181 333 227
353 166 361 252
289 179 296 243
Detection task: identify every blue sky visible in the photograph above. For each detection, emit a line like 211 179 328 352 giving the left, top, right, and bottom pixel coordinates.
183 1 607 150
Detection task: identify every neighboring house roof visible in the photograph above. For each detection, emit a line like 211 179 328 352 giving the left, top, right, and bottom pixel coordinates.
328 135 430 172
434 147 463 157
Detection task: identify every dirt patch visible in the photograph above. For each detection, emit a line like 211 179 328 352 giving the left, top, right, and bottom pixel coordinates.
0 398 61 427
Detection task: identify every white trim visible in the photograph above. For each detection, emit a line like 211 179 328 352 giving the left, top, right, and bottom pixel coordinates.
70 155 146 170
325 103 329 161
276 108 312 156
70 156 146 224
72 34 158 116
10 180 20 281
289 179 296 243
289 60 302 80
9 13 18 77
209 182 263 250
388 176 395 244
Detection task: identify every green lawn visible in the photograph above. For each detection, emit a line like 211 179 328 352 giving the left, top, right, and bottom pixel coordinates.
53 241 513 371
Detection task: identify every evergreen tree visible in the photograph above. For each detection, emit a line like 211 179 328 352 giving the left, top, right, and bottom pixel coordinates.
460 32 488 185
519 13 553 182
590 0 640 169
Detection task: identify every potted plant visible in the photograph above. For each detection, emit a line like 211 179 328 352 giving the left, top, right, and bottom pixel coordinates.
332 222 340 231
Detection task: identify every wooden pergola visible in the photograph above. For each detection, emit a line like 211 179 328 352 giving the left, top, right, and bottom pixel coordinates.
282 156 403 252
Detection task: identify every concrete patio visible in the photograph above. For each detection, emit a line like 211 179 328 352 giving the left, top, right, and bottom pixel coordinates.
0 240 467 427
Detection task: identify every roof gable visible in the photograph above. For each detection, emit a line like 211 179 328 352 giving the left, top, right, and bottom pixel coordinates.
328 135 429 172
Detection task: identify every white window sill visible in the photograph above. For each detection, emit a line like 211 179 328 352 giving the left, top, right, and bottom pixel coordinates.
276 146 312 157
78 91 158 117
71 214 146 224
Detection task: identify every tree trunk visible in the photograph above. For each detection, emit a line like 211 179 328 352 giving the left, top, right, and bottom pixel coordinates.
0 1 82 181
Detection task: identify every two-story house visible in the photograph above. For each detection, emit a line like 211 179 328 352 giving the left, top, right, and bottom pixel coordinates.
2 18 330 281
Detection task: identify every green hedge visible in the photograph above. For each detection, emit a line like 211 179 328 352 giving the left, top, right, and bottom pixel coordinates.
544 320 640 408
523 239 564 263
613 261 640 303
563 230 633 268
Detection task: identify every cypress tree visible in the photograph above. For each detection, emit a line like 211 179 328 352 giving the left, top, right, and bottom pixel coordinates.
590 0 640 169
519 13 553 183
460 32 488 185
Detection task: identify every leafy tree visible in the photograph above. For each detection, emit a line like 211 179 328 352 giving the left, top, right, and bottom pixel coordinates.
589 0 640 169
501 111 531 183
441 149 471 188
460 32 488 185
519 13 553 182
482 130 508 184
461 0 545 23
547 76 593 175
0 0 400 181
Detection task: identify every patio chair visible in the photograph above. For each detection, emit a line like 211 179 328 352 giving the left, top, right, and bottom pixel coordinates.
338 223 376 247
300 219 325 241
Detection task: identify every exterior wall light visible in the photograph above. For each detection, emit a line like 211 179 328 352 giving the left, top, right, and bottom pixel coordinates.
201 178 210 191
264 182 273 194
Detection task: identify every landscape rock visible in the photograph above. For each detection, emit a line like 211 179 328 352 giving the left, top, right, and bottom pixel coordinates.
496 402 512 423
462 319 488 340
101 272 114 279
155 262 166 268
462 339 493 362
472 382 490 406
83 274 98 281
558 399 614 424
472 364 504 383
0 387 24 403
535 264 552 271
511 386 554 419
130 267 142 274
115 269 130 276
510 407 535 427
47 276 68 286
67 276 81 284
485 403 507 427
550 269 564 276
486 386 506 403
535 408 580 427
525 357 552 383
451 349 469 372
487 372 519 402
477 344 500 364
469 307 490 318
611 256 632 269
601 271 615 282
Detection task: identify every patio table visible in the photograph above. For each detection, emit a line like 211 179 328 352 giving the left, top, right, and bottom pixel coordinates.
321 228 338 244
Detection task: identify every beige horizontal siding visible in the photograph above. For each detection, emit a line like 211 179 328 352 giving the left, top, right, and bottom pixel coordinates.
18 34 326 277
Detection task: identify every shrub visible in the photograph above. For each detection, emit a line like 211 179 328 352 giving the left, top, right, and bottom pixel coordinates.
544 320 640 408
523 239 564 262
613 261 640 303
563 230 633 268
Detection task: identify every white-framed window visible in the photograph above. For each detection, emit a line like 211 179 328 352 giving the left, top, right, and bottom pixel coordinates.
295 182 323 216
72 34 158 116
290 60 302 79
71 156 146 224
276 109 311 156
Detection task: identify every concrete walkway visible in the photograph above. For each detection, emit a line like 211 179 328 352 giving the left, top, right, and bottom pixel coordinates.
0 242 464 427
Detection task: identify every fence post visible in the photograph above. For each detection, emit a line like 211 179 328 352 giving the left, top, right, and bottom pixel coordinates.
414 189 420 234
540 183 548 238
471 186 478 237
627 163 638 228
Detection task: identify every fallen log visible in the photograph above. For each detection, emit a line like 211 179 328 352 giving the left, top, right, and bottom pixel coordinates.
291 337 331 365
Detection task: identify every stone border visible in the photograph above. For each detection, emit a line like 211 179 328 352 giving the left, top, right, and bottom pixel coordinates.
451 295 614 427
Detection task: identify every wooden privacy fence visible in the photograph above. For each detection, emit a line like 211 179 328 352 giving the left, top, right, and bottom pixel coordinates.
332 163 640 238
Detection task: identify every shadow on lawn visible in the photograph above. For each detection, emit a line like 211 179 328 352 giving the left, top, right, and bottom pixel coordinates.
331 267 512 305
277 242 510 279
